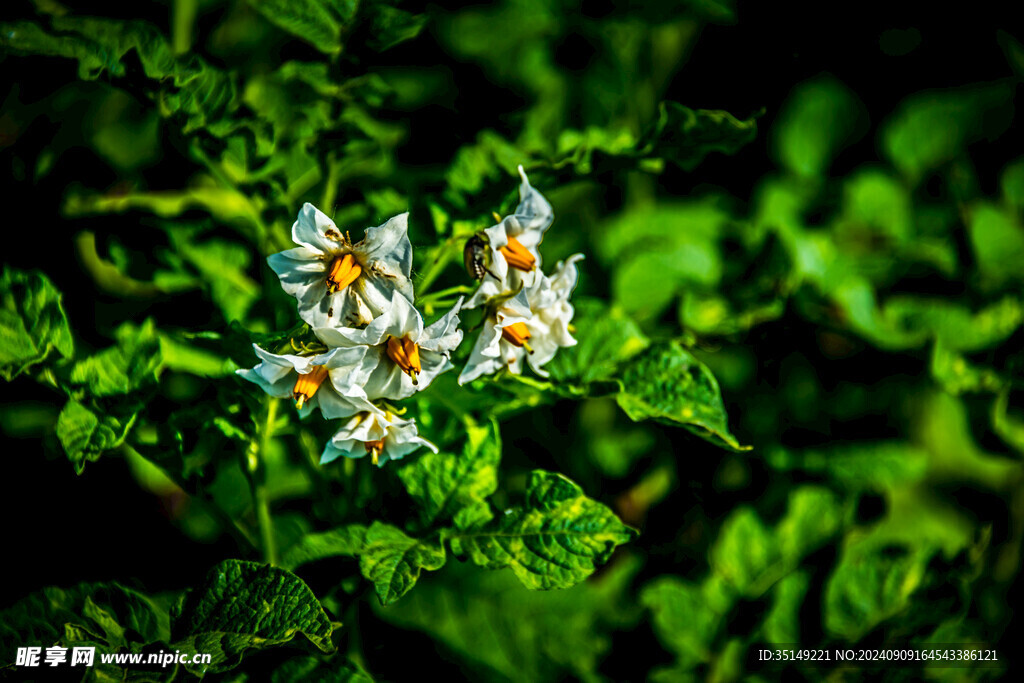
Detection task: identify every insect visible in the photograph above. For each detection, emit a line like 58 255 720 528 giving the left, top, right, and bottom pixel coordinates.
463 232 499 281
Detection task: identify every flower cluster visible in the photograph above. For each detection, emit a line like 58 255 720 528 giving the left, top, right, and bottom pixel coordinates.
239 206 461 466
238 168 580 466
459 166 584 384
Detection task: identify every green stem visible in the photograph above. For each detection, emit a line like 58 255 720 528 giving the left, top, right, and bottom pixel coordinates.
249 398 279 565
415 236 465 295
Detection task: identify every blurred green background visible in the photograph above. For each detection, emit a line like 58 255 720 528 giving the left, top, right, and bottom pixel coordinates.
2 0 1023 681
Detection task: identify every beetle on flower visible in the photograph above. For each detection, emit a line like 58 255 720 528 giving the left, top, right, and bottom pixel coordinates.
458 254 582 384
465 166 554 309
268 203 414 330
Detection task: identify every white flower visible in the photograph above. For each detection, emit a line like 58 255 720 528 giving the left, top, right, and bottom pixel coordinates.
465 166 554 309
316 291 464 401
320 410 437 467
458 254 583 384
268 203 414 329
236 344 374 418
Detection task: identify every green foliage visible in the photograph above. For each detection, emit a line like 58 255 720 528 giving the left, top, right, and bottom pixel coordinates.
1 2 1019 681
170 560 336 672
616 341 749 451
246 0 357 54
359 522 447 605
0 268 74 380
448 471 636 590
376 557 641 682
56 399 136 473
396 419 501 530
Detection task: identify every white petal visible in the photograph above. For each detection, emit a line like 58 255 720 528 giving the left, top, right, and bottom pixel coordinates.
419 297 463 352
358 212 413 275
457 323 504 384
505 166 553 248
292 203 345 253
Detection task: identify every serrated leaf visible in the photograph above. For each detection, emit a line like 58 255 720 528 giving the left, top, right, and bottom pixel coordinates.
644 102 760 171
359 522 446 605
170 560 335 673
280 525 368 570
448 470 636 591
615 341 750 451
0 267 74 381
67 320 162 397
1 17 241 139
0 582 169 673
246 0 356 54
396 420 501 530
56 400 136 474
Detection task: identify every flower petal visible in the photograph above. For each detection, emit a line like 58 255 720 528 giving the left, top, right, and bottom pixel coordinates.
292 203 346 253
419 297 464 352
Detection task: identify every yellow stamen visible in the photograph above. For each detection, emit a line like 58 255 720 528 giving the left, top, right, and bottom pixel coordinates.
326 253 361 293
292 365 329 410
501 322 534 354
499 236 536 272
365 439 385 466
492 211 503 223
386 336 422 385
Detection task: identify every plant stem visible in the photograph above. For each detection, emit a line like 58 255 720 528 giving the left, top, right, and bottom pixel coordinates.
249 398 279 565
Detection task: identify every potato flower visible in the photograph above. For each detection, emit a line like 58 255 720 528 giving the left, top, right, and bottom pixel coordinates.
236 344 375 418
458 254 582 384
268 203 414 329
315 291 464 401
320 409 437 466
465 166 554 309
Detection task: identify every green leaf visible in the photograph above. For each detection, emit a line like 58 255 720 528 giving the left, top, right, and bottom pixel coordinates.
1 17 242 139
761 571 811 645
171 234 261 322
882 82 1014 183
642 487 843 673
448 470 636 590
376 556 641 683
359 522 446 605
365 2 428 52
967 202 1024 288
246 0 357 54
56 400 136 474
67 320 163 397
824 545 935 641
0 267 74 381
1001 157 1024 210
773 76 864 178
643 102 760 172
396 420 501 530
615 341 750 451
544 298 649 384
765 442 929 491
280 525 368 570
640 574 733 671
269 655 374 683
0 582 169 675
170 560 336 673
